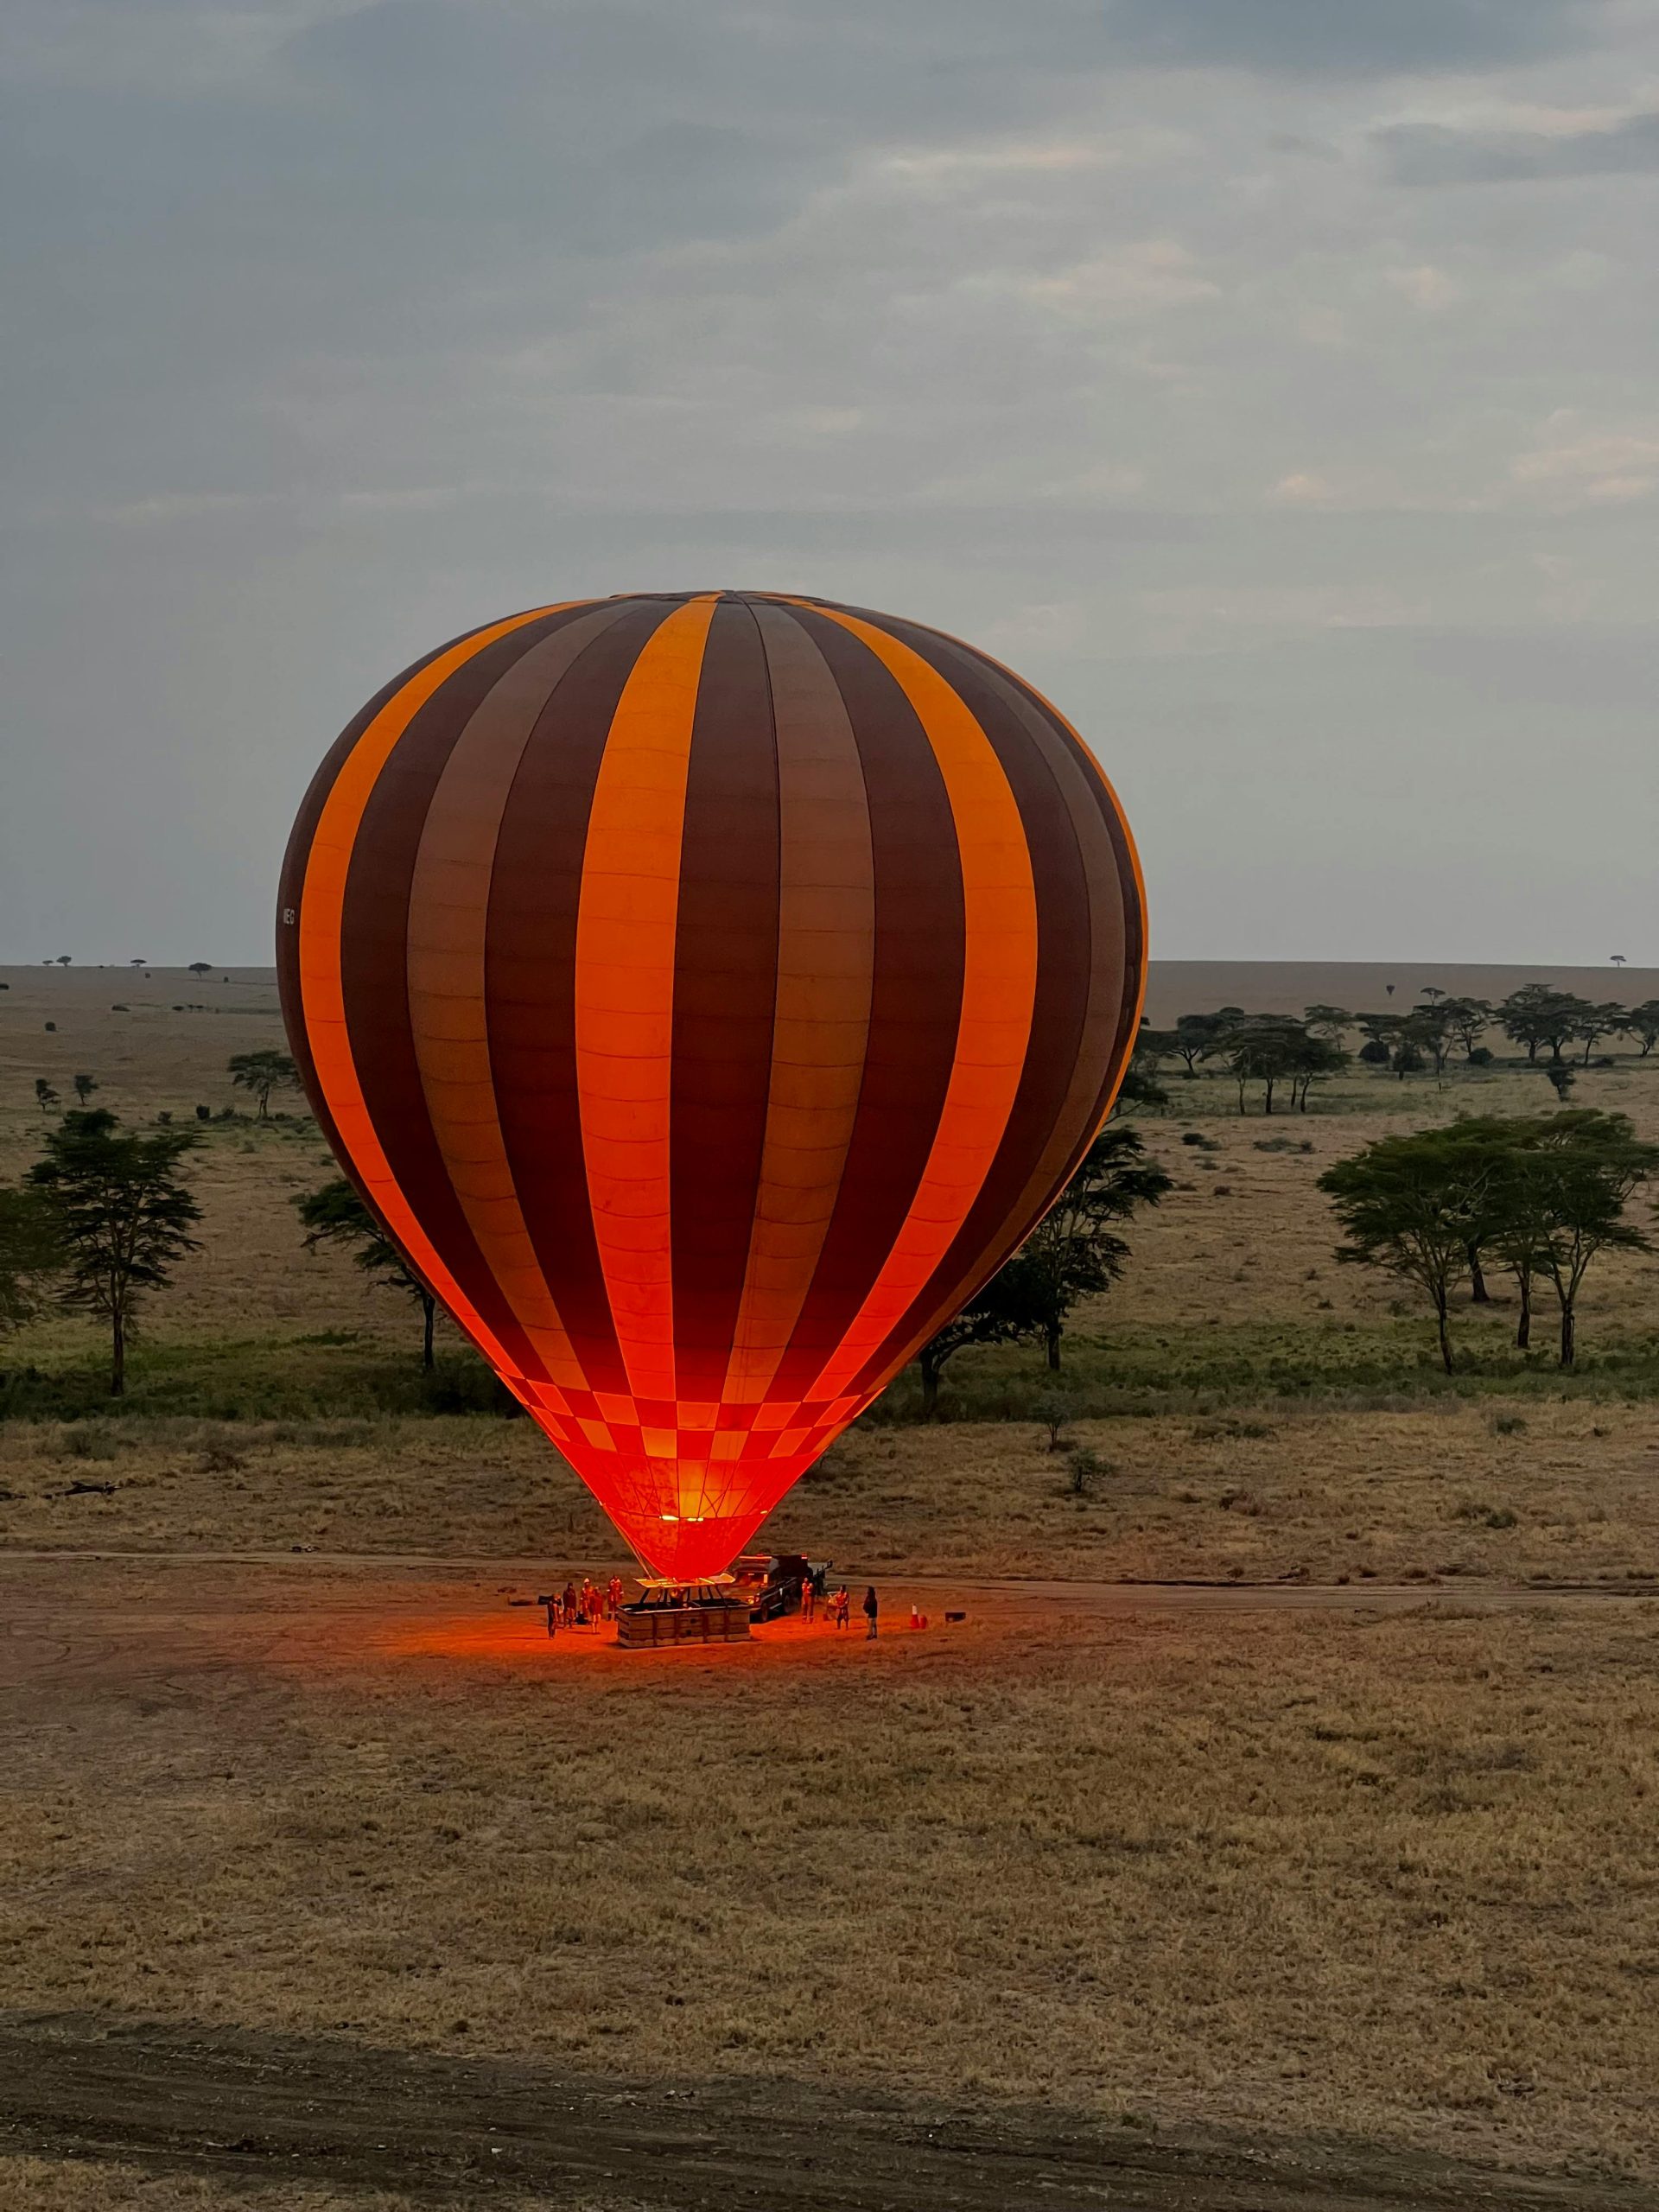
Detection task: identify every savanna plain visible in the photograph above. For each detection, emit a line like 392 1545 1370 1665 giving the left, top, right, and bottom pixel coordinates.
3 961 1658 2210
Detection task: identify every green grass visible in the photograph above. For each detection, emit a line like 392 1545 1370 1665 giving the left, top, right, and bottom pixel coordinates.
6 1306 1659 1429
0 1338 521 1422
872 1311 1659 1423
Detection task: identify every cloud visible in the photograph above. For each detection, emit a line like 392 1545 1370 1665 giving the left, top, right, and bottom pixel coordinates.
1379 106 1659 182
1103 0 1605 79
1510 416 1659 504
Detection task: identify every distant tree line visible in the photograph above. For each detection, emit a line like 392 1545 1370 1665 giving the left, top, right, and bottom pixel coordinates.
1124 987 1659 1116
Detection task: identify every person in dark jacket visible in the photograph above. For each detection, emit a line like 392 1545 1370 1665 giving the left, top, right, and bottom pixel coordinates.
862 1586 879 1639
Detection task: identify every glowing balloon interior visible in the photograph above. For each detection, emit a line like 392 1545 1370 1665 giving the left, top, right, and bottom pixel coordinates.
277 594 1146 1579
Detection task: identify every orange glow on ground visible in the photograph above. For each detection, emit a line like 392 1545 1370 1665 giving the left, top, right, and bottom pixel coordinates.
372 1602 944 1669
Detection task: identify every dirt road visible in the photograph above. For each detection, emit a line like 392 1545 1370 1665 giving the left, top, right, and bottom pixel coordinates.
0 2013 1643 2211
1 1549 1649 1697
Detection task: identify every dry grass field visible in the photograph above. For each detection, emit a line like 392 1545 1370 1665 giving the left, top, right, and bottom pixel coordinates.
4 1560 1659 2188
0 2164 489 2212
3 1397 1659 1590
3 963 1659 2201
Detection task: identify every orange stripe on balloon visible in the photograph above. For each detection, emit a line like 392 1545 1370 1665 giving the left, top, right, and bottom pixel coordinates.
721 602 875 1406
407 606 627 1398
796 607 1039 1402
298 602 573 1383
913 615 1149 1128
574 595 719 1403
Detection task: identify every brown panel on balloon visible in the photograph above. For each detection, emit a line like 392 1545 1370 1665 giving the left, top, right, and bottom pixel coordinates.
669 598 781 1402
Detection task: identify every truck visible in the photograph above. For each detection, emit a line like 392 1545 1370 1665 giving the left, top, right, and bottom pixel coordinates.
727 1553 828 1622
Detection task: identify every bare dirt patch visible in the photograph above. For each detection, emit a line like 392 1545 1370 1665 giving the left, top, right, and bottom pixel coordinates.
1 2014 1645 2212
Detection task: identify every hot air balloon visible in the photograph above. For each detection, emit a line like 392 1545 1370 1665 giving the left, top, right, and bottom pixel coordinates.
277 593 1145 1582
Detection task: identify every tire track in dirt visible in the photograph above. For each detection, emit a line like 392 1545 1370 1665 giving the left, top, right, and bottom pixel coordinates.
0 2014 1642 2212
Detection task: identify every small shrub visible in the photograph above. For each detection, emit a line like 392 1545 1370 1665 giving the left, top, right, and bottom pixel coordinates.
195 1104 212 1122
1031 1391 1073 1452
1066 1446 1110 1496
63 1427 121 1462
1490 1412 1528 1437
1484 1506 1518 1529
1468 1046 1494 1066
1181 1132 1220 1151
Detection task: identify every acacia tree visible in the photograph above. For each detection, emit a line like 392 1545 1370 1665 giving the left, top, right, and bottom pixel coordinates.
1223 1020 1344 1114
1110 1033 1171 1117
917 1126 1171 1405
1572 1001 1627 1065
1400 1004 1456 1077
1224 1022 1300 1114
295 1177 437 1367
915 1257 1046 1416
1288 1030 1348 1109
1168 1008 1247 1077
1356 1012 1401 1056
1301 1004 1352 1044
73 1073 98 1106
1440 996 1492 1060
1319 1128 1497 1373
1491 1110 1656 1367
228 1049 299 1121
1014 1124 1172 1367
27 1110 201 1394
1625 1001 1659 1057
1472 1122 1552 1350
0 1186 60 1338
1499 986 1588 1065
34 1078 59 1115
188 962 213 982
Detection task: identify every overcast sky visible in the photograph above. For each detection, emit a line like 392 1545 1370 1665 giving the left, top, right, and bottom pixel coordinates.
3 0 1656 967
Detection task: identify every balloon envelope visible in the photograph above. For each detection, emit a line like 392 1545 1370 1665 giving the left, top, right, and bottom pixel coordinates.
278 593 1145 1579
